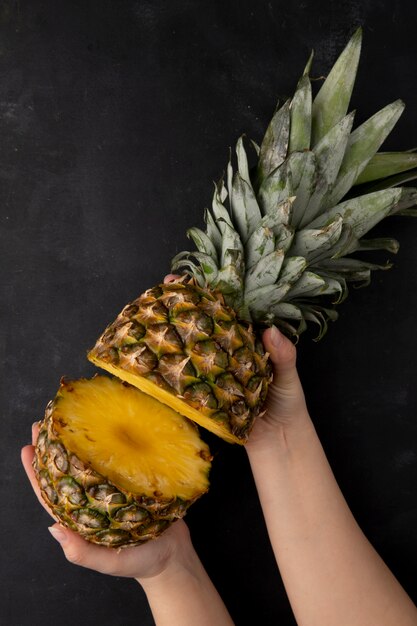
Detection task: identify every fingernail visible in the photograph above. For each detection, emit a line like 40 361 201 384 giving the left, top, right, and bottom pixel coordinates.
270 325 282 347
49 526 67 544
32 421 40 430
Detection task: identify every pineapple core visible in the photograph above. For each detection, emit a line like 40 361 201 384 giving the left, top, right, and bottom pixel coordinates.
53 376 211 500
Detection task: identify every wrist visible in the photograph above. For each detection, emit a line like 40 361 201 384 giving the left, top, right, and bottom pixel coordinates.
136 535 201 592
245 409 316 458
138 526 235 626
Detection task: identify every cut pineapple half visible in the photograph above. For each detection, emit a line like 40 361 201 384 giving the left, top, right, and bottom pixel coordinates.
34 375 211 547
53 376 211 500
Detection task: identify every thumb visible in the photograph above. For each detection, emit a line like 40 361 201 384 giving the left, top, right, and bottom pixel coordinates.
262 325 299 390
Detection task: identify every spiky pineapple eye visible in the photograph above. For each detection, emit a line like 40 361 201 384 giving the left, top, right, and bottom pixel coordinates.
88 484 126 504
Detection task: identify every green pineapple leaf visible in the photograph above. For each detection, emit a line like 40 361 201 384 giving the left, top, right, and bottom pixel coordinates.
276 256 307 288
289 216 343 261
354 237 400 254
316 257 392 285
219 219 244 267
211 181 233 232
290 151 317 229
309 188 403 238
204 208 222 254
289 74 312 152
246 283 291 315
390 187 417 213
302 304 339 341
300 111 355 226
359 168 417 194
258 159 293 214
325 100 405 208
231 174 262 242
187 252 219 281
245 222 275 269
303 50 314 76
235 136 252 184
311 27 362 145
257 99 291 184
285 271 328 299
244 250 285 292
171 252 206 287
187 228 218 263
271 302 307 336
354 151 417 185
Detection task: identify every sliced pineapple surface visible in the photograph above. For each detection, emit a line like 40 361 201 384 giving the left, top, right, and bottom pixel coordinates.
88 354 244 445
54 376 211 500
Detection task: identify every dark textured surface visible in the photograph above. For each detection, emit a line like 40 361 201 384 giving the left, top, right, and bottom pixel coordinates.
1 1 417 625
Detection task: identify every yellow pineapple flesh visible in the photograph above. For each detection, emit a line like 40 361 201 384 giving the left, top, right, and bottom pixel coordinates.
34 376 211 547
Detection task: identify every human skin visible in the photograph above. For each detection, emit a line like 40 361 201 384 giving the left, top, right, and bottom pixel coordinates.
21 423 235 626
246 325 417 626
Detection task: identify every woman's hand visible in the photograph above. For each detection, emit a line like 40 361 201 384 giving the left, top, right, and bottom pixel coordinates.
246 325 313 453
243 326 417 626
22 423 235 625
21 423 194 582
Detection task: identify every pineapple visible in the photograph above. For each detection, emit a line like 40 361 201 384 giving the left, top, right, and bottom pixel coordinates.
33 376 211 547
35 28 417 547
88 27 417 445
88 281 272 444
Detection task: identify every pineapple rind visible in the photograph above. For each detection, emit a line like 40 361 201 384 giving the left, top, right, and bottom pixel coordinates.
88 281 272 444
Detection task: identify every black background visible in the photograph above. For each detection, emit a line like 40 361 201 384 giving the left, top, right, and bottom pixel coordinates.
2 1 417 625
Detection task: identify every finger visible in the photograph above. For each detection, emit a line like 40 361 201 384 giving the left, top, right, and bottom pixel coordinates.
48 524 128 574
47 523 161 578
262 326 298 387
32 421 40 446
21 445 41 498
21 445 59 521
163 274 180 283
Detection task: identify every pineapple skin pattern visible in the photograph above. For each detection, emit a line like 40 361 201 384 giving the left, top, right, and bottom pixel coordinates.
89 281 272 444
34 29 417 547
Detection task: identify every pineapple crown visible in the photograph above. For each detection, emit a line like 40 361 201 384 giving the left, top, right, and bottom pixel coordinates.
172 28 417 339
